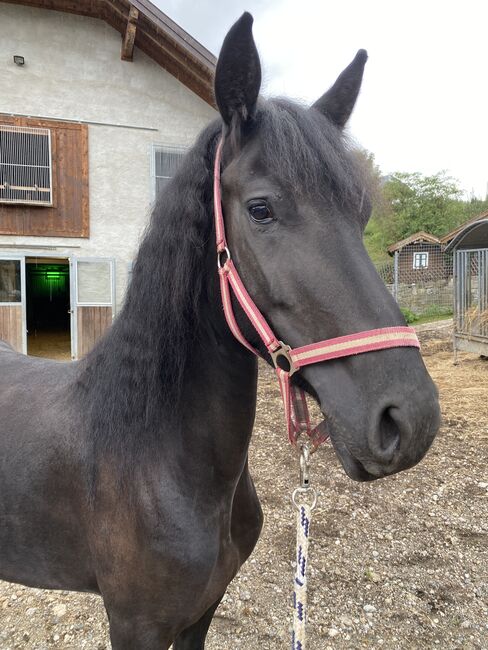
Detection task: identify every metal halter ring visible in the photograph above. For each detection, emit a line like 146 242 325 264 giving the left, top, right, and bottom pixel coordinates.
217 246 231 270
270 342 298 376
292 486 317 511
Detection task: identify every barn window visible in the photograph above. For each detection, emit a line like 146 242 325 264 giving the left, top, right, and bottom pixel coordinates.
152 145 186 199
0 259 21 303
413 251 429 269
0 124 52 206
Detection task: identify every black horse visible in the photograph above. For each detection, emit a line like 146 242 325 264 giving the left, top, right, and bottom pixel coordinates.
0 13 440 649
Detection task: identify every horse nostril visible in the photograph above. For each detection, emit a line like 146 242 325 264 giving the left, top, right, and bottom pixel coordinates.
373 406 402 463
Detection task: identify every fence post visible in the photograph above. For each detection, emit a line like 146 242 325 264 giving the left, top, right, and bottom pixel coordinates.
393 251 399 302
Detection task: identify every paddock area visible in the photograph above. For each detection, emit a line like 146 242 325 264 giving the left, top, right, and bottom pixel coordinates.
0 327 487 649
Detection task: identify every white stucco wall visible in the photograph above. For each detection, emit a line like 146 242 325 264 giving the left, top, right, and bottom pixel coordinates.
0 2 216 310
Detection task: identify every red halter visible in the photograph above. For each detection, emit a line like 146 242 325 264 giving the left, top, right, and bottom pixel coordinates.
213 139 420 448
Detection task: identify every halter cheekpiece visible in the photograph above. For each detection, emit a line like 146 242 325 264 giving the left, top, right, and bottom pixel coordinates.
213 138 420 448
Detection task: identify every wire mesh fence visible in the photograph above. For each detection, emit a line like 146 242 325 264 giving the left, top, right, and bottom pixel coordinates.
375 245 454 322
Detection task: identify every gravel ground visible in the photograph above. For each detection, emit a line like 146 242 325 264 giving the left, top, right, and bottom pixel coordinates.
1 328 487 649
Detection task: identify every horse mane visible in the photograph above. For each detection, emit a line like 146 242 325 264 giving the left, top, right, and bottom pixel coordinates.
75 99 369 463
75 121 222 460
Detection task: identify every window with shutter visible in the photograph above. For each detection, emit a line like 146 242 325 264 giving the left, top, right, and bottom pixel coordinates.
0 124 52 206
0 115 89 238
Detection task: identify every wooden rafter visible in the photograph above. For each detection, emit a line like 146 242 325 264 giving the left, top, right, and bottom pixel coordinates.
121 4 139 61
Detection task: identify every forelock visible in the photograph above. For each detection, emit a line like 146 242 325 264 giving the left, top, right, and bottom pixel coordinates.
255 98 369 210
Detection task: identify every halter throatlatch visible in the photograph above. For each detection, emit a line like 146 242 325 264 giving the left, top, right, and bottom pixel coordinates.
213 138 420 448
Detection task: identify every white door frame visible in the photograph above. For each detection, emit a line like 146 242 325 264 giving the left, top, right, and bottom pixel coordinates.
0 254 27 354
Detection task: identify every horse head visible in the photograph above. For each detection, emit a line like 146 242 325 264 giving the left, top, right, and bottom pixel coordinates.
213 13 440 481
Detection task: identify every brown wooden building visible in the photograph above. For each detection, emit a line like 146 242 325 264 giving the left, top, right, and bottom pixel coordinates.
387 231 450 284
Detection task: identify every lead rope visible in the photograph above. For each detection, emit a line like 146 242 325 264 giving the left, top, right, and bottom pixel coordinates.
292 444 317 650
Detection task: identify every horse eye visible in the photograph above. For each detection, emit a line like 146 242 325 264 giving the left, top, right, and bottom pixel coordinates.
248 203 273 224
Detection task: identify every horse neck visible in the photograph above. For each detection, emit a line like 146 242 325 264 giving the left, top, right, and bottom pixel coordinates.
177 258 259 482
76 240 259 487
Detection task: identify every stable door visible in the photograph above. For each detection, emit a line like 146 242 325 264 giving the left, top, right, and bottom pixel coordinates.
71 257 115 359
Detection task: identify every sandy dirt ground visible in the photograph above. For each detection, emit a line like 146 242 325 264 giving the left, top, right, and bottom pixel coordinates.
27 331 71 361
1 328 487 649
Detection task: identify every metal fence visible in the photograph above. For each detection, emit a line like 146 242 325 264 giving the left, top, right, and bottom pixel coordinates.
455 249 488 338
375 245 454 320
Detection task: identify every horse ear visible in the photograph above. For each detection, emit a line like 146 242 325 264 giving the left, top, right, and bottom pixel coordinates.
312 50 368 128
214 12 261 127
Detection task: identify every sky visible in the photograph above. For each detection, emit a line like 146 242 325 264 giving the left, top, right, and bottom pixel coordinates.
155 0 488 199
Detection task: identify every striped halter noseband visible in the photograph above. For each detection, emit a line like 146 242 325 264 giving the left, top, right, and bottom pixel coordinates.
213 138 420 448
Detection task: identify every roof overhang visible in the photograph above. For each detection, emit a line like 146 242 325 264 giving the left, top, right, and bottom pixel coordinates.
387 231 440 255
444 219 488 252
3 0 217 106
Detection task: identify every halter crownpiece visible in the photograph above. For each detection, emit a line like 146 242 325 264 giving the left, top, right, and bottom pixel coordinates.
213 138 420 448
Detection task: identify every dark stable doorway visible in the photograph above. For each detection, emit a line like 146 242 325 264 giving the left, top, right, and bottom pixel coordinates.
26 259 71 360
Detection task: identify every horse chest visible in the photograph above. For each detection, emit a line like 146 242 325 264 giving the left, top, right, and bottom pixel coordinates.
92 483 240 600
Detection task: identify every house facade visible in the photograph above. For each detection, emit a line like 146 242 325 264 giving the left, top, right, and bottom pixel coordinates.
0 0 216 358
387 231 449 284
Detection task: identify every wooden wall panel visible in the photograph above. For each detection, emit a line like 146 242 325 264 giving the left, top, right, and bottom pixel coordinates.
0 116 89 238
77 306 112 358
0 305 23 352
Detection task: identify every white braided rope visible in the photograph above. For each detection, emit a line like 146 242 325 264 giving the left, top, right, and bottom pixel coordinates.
292 502 311 650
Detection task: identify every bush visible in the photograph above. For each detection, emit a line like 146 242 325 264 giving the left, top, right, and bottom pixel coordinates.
401 307 418 324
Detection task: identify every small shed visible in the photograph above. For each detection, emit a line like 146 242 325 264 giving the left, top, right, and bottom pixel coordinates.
445 219 488 360
387 232 448 284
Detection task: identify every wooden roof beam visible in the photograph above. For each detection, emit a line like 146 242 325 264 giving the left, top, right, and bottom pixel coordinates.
121 5 139 61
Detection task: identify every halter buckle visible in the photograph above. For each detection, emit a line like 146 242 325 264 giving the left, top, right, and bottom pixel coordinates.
270 342 298 376
217 246 231 270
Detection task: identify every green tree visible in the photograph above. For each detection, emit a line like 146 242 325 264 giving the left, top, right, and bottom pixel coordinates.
363 170 488 263
380 171 464 237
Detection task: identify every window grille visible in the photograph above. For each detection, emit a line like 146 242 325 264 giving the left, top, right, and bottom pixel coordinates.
152 145 186 198
413 251 429 269
0 124 52 206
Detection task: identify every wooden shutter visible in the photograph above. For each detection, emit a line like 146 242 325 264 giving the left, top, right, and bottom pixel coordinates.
0 115 89 238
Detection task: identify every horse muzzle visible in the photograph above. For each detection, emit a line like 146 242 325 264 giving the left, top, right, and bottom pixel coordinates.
304 352 441 482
